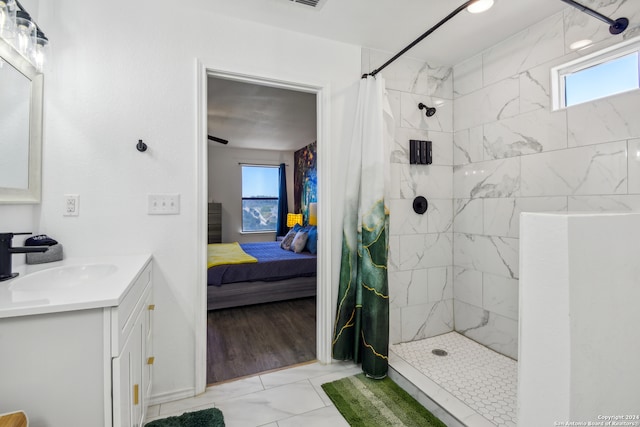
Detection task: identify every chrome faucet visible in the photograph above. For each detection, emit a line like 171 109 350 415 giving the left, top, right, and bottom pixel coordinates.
0 233 49 281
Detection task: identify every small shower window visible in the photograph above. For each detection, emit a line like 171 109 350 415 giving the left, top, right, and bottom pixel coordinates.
551 37 640 110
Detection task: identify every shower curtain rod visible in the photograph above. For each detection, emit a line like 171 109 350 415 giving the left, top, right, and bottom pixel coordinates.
363 0 629 79
362 0 479 78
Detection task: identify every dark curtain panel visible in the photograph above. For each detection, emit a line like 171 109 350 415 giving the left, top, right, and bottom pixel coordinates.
276 163 288 237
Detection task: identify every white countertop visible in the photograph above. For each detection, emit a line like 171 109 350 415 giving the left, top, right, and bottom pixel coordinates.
0 254 152 319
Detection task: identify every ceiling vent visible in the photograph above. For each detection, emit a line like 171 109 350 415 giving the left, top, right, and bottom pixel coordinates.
289 0 327 10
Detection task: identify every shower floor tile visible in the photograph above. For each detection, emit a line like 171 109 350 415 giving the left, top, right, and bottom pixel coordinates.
390 332 517 427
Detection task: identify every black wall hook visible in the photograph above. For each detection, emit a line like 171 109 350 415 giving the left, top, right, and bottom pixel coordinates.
136 139 148 152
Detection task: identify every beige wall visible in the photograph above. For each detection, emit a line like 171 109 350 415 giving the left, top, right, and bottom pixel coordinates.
208 145 295 243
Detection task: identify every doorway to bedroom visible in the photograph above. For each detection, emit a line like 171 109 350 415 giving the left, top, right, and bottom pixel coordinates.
205 75 319 385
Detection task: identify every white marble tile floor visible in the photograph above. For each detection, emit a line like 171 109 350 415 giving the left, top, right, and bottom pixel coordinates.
145 361 361 427
147 334 517 427
390 332 518 427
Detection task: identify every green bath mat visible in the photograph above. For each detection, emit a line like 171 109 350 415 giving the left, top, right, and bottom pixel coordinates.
322 373 446 427
145 408 224 427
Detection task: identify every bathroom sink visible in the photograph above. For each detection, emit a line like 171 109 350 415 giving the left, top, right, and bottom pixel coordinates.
9 264 118 291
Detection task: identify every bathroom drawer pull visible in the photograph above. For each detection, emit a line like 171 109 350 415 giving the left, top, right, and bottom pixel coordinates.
148 304 155 311
147 357 155 365
133 384 139 405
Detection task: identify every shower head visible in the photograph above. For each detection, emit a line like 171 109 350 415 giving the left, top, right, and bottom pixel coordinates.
560 0 629 35
608 17 629 35
418 103 436 117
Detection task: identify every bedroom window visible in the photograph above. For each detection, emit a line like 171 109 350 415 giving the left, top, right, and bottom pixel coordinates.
552 37 640 110
241 165 279 232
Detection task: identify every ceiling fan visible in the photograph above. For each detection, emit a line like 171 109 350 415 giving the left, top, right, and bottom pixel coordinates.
208 135 228 144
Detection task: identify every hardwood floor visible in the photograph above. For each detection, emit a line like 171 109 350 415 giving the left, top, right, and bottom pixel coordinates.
206 297 316 384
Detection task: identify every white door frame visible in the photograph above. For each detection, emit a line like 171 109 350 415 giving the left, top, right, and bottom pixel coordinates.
195 60 333 394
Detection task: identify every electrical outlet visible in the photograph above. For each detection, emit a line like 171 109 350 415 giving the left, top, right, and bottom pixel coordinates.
64 194 79 216
148 194 180 215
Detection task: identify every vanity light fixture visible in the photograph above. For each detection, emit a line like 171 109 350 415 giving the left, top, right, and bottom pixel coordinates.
0 0 48 71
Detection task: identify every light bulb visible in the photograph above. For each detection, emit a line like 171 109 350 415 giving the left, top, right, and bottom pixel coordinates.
32 30 48 71
467 0 494 14
0 0 17 40
14 10 35 57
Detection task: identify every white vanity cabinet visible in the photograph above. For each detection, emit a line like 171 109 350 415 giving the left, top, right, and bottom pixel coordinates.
0 255 153 427
111 262 154 427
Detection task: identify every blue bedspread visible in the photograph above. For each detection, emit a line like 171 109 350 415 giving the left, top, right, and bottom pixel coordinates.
207 241 317 286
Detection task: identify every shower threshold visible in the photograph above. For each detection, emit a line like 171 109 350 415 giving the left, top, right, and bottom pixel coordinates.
389 332 517 427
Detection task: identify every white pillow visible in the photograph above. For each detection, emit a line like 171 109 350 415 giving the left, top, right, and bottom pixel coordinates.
290 231 309 253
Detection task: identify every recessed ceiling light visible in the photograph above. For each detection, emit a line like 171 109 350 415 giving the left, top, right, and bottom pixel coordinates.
570 39 593 50
467 0 494 14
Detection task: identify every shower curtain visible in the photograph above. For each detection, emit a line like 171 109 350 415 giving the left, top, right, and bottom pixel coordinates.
332 75 393 379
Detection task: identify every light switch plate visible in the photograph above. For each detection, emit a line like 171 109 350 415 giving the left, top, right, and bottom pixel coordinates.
148 194 180 215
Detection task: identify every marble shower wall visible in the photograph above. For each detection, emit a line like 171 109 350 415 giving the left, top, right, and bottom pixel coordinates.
452 0 640 359
361 49 455 345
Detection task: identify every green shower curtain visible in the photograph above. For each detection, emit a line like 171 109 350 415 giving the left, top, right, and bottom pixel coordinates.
332 76 393 379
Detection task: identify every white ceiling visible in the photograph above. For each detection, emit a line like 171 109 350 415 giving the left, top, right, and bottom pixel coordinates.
207 0 571 151
208 77 317 152
205 0 569 66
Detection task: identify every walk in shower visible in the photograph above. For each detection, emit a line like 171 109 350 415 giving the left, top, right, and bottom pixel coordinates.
374 0 640 425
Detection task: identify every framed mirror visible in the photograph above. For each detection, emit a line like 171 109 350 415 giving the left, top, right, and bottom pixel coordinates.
0 36 43 203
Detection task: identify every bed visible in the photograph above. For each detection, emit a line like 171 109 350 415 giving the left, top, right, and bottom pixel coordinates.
207 241 317 310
